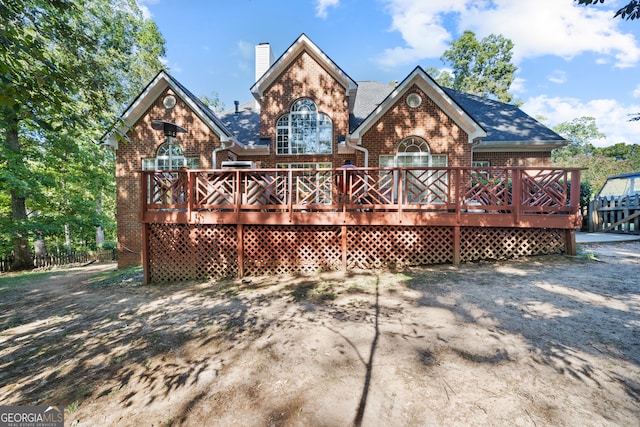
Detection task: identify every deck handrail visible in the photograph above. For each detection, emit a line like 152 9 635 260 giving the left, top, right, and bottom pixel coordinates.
139 166 582 225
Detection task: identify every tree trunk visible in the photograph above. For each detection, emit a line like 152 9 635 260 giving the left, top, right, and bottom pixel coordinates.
6 116 34 271
95 195 105 247
31 211 48 257
65 224 71 252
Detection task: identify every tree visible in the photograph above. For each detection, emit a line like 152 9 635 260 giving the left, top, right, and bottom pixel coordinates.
551 116 605 161
576 0 640 20
429 30 518 104
550 117 640 198
0 0 165 270
200 92 225 113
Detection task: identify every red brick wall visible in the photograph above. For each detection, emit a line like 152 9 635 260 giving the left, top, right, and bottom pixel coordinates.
362 85 471 167
473 151 551 167
258 51 350 168
116 87 222 268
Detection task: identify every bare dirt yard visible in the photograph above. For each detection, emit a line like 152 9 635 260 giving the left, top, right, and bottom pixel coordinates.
1 241 639 427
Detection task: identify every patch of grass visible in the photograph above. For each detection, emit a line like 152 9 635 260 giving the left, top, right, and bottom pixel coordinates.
576 246 597 261
0 270 60 294
65 400 80 414
290 281 336 302
87 266 143 288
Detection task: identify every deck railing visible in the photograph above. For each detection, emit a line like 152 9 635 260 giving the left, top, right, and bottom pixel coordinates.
138 166 583 282
140 166 582 229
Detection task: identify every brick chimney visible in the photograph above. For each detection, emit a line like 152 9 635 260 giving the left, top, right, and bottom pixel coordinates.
255 42 274 82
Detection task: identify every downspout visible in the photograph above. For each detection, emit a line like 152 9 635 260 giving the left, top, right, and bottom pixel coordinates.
346 137 371 197
470 137 483 164
346 137 369 167
212 138 235 168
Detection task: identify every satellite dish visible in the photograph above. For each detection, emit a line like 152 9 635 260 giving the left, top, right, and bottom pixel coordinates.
151 120 187 137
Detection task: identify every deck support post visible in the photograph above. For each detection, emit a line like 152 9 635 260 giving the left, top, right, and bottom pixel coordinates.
237 224 245 277
565 228 576 256
453 226 461 265
142 223 149 284
341 225 348 272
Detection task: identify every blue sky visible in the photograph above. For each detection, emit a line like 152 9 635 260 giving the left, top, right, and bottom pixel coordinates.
139 0 640 147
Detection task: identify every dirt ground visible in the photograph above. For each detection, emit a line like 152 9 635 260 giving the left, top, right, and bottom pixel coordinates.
0 242 639 427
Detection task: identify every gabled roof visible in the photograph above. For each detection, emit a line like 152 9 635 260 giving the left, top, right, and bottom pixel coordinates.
250 34 357 101
350 79 566 149
349 67 487 145
103 70 235 148
441 88 566 150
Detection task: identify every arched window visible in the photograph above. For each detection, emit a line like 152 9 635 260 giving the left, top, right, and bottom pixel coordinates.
155 141 185 170
276 98 332 155
142 141 199 170
379 137 448 204
380 137 447 168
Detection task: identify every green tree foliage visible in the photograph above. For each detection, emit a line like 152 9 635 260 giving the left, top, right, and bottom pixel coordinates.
0 0 165 269
199 92 225 113
551 117 640 198
551 117 605 161
429 30 518 104
576 0 640 20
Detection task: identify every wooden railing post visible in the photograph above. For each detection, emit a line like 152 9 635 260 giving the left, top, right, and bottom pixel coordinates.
512 168 521 225
455 168 462 224
569 169 581 215
186 170 193 221
397 168 404 222
140 171 148 222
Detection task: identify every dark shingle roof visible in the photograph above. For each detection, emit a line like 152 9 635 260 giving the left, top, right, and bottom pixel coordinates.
218 100 264 147
441 88 565 143
219 81 564 147
350 81 393 132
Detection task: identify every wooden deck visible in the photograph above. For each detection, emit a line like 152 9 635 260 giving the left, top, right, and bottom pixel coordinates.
139 167 582 282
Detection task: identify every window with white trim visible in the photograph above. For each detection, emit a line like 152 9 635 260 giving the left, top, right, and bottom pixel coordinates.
276 98 332 155
379 137 448 204
142 141 199 170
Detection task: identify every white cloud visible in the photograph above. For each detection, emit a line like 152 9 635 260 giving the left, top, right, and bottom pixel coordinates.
547 70 567 85
462 0 640 68
634 84 640 98
136 0 159 20
377 0 468 68
522 95 640 147
510 77 526 94
316 0 340 19
378 0 640 69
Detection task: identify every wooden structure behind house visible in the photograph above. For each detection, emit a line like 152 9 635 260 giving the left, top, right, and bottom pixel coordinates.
589 172 640 234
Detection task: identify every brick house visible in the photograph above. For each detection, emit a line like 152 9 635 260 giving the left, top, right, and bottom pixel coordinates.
105 34 567 269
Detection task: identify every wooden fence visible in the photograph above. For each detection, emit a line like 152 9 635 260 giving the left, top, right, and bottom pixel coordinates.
589 194 640 234
0 249 117 273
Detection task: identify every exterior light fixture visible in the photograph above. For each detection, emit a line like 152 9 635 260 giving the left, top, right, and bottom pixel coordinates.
151 120 187 137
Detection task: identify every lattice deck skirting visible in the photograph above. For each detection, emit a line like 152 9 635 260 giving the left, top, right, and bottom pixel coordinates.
145 223 568 283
